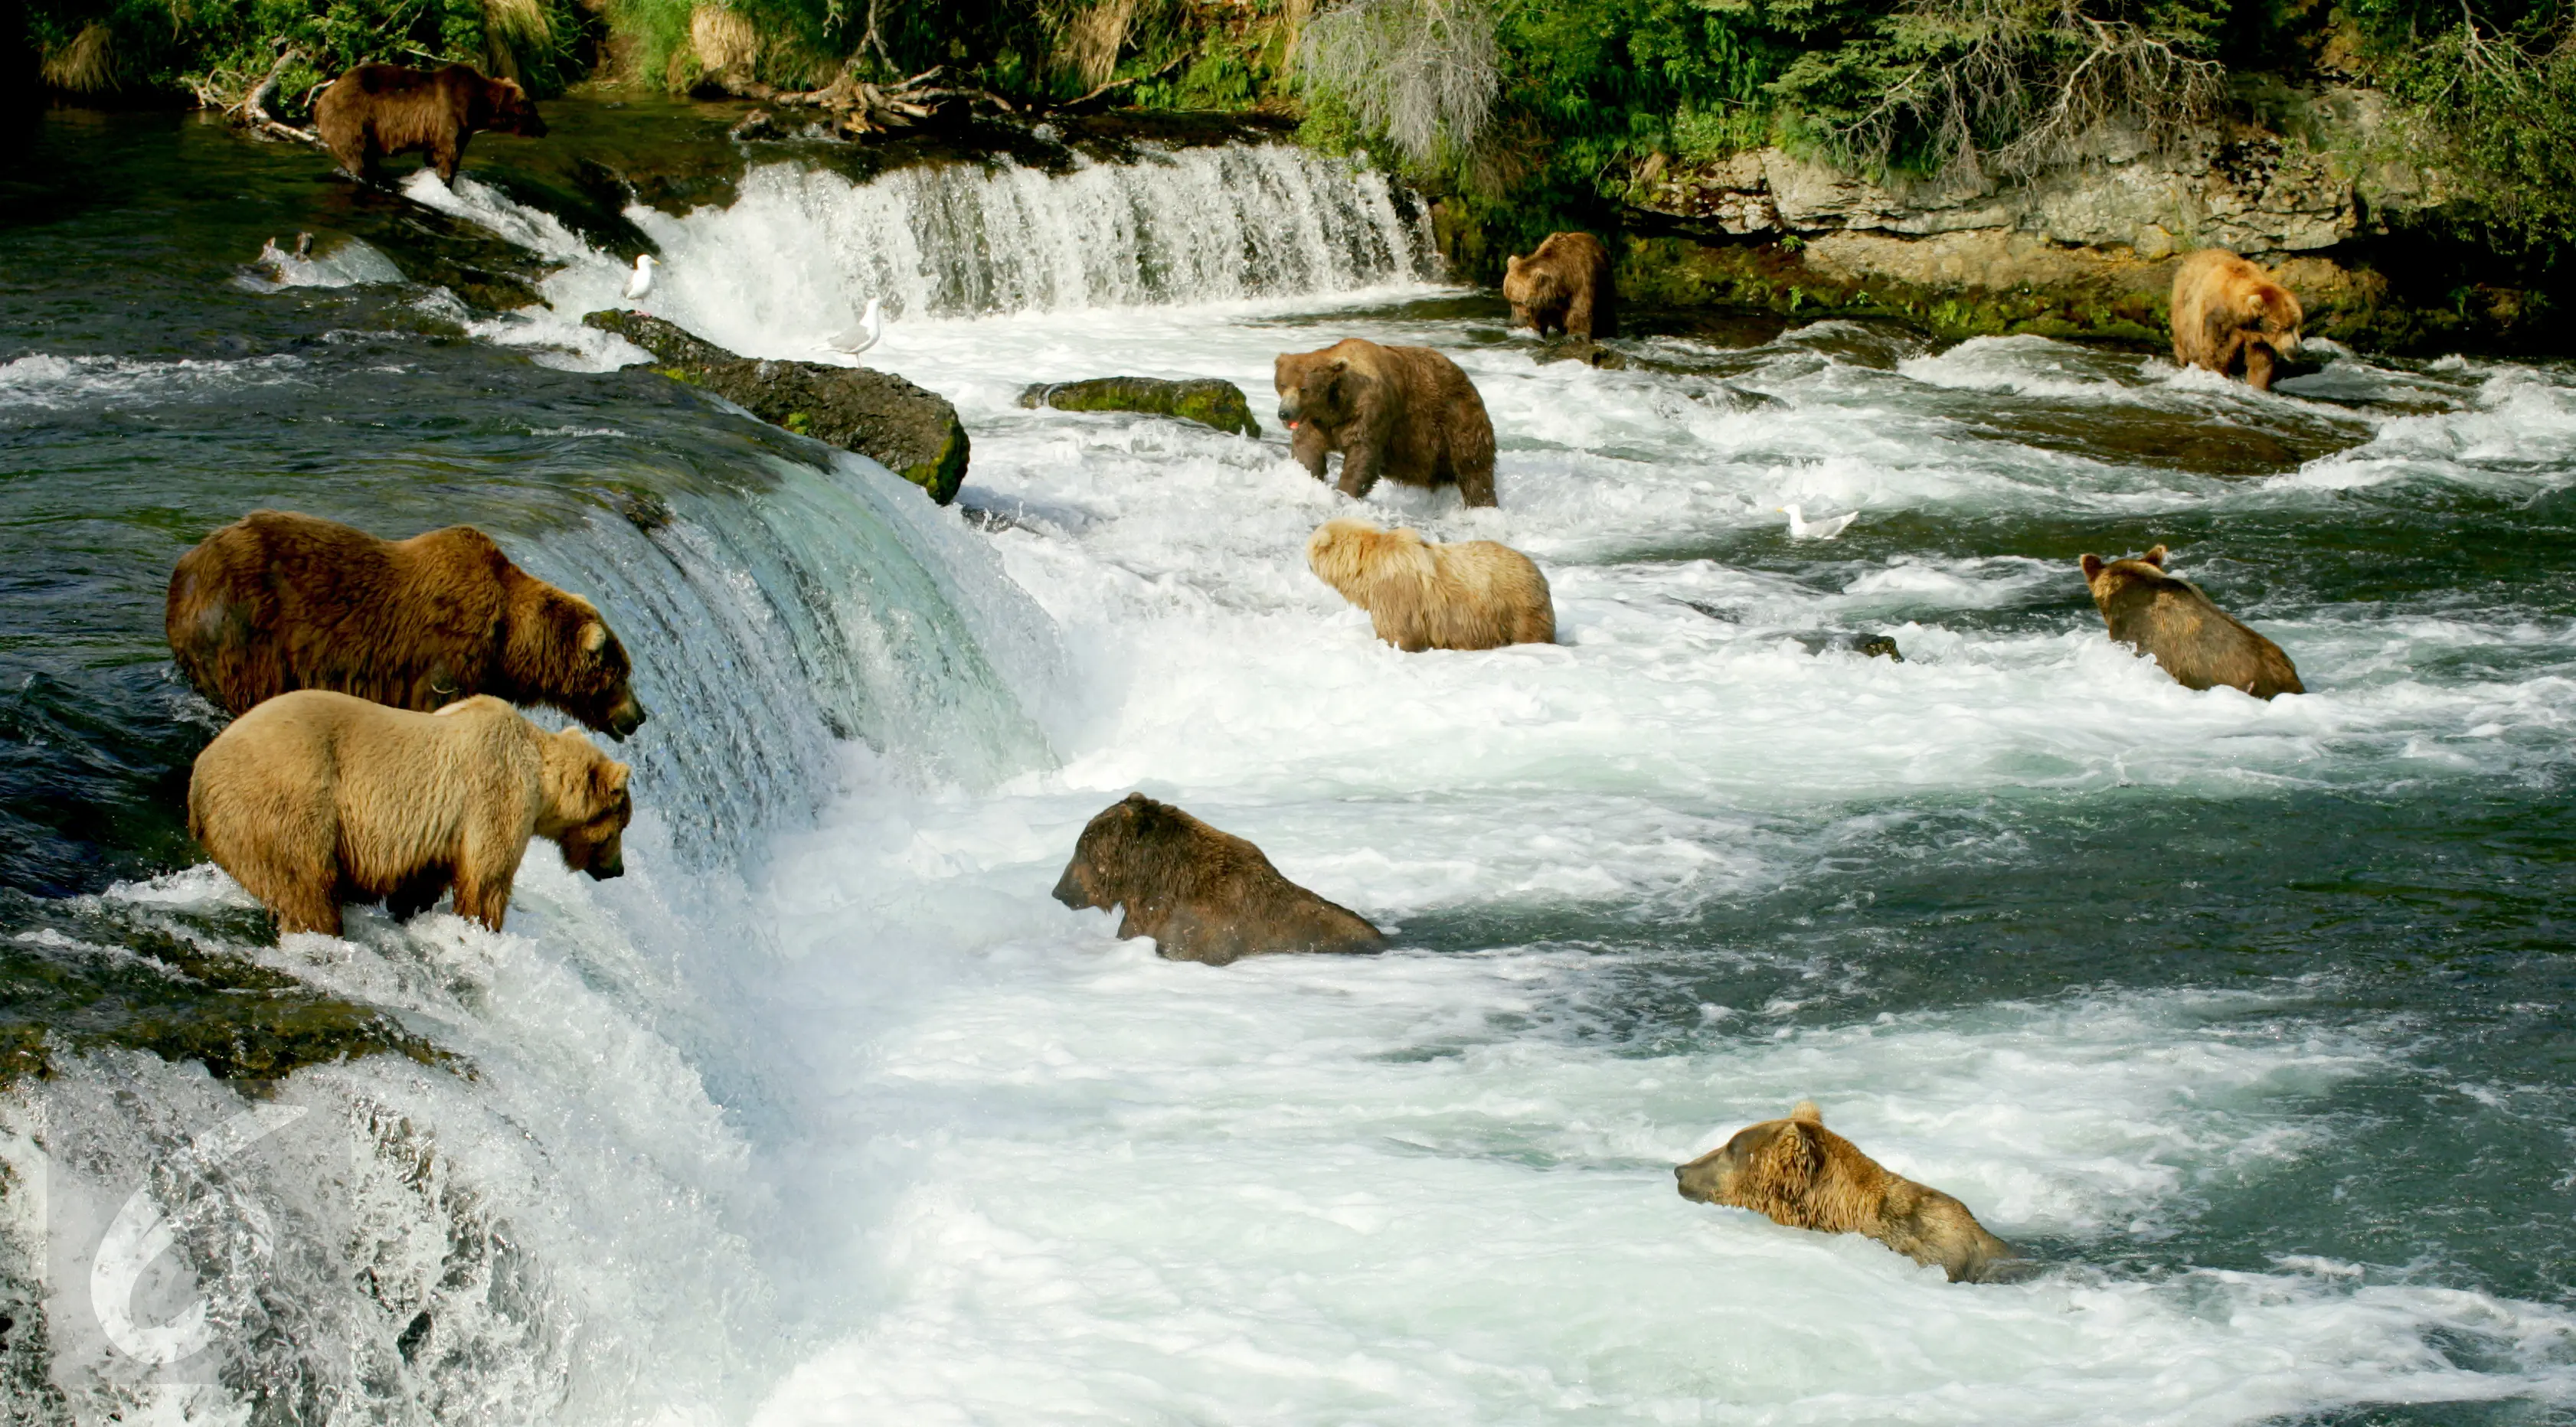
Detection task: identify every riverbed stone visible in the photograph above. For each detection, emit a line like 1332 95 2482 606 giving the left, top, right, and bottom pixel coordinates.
1017 375 1260 437
584 309 970 504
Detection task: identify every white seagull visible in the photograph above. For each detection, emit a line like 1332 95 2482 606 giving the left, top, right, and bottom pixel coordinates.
1780 502 1858 540
819 297 885 359
623 253 659 306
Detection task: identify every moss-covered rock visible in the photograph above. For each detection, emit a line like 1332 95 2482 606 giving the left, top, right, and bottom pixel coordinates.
584 309 971 503
1018 376 1260 437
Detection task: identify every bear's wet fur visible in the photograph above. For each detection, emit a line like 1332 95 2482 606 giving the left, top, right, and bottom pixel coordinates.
313 62 547 184
1503 231 1617 341
1274 338 1498 506
167 509 649 737
188 691 631 939
1051 792 1385 966
1306 518 1555 652
2079 544 2303 699
2170 249 2303 391
1675 1101 2021 1284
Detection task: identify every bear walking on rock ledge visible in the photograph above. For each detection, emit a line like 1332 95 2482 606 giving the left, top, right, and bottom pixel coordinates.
2169 248 2303 391
1503 231 1617 341
313 63 547 184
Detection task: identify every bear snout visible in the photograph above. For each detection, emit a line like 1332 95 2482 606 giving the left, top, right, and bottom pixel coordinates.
587 851 623 880
1051 862 1099 909
606 697 649 740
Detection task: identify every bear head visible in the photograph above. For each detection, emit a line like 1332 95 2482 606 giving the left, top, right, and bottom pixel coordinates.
1054 792 1204 912
1675 1100 1831 1216
1306 518 1435 602
538 727 631 880
1274 349 1363 432
2077 544 2176 615
2239 280 2301 358
510 588 649 740
1501 253 1566 330
480 76 548 137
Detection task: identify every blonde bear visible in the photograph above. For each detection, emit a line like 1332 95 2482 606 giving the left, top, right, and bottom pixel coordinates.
1306 518 1555 652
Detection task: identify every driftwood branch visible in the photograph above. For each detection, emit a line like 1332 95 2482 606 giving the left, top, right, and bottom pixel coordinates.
198 44 328 145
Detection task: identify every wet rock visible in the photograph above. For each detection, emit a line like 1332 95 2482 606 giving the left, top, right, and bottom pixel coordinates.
1018 375 1260 437
1852 634 1903 662
1532 338 1628 371
728 108 780 142
584 309 969 504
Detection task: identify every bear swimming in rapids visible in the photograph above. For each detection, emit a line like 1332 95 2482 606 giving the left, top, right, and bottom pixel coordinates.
2079 544 2303 699
1502 231 1617 341
188 691 632 939
1306 518 1554 653
1274 338 1499 506
313 62 547 184
1676 1101 2022 1284
2169 249 2303 392
1051 793 1384 966
167 510 648 737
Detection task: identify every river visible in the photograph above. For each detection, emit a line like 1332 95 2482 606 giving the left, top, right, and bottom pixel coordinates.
2 101 2573 1425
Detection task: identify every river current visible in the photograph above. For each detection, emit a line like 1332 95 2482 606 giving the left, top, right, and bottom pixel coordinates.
3 104 2574 1425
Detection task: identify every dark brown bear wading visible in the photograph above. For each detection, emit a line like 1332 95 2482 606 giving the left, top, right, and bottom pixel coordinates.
1502 231 1618 340
1274 338 1499 506
2078 544 2303 699
313 63 547 184
166 510 649 736
2169 248 2303 392
1675 1101 2021 1283
188 691 632 939
1051 792 1385 965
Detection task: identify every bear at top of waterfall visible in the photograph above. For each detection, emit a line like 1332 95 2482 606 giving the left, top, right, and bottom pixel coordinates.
1503 231 1618 341
2169 248 2303 392
1273 338 1499 507
1675 1101 2022 1284
1306 518 1554 653
312 62 548 185
2078 544 2303 699
167 510 649 738
1051 793 1385 966
188 691 632 939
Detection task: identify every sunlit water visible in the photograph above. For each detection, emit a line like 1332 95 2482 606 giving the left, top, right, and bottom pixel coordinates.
2 106 2573 1425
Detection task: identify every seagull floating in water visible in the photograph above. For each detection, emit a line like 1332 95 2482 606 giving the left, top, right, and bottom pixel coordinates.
1780 502 1858 540
819 297 885 359
623 253 659 306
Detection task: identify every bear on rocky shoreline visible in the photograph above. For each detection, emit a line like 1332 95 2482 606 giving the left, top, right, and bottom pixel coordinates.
1503 231 1617 341
1051 793 1384 966
2170 249 2303 391
166 510 649 737
1274 338 1498 506
1676 1101 2022 1284
2079 544 2303 699
1306 518 1554 652
313 62 547 185
188 691 632 938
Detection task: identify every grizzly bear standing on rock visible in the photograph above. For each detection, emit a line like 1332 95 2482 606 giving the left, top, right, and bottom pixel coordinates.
2170 248 2303 391
1676 1101 2022 1284
1503 231 1617 341
167 510 649 737
1051 793 1384 966
188 691 632 938
1275 338 1498 506
313 63 547 184
2080 544 2303 699
1306 518 1554 652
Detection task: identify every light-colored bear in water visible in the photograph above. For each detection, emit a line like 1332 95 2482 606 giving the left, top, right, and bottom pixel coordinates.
2079 544 2303 699
1675 1101 2022 1283
1273 338 1498 506
2170 248 2303 391
1306 518 1555 653
1503 230 1618 341
188 690 632 938
1051 793 1384 965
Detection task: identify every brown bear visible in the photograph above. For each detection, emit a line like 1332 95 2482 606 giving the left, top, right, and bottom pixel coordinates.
312 62 548 185
2170 249 2303 391
1306 518 1554 652
167 510 649 738
1274 338 1499 507
188 691 632 938
1502 231 1617 341
2079 544 2303 699
1675 1101 2020 1284
1051 793 1384 966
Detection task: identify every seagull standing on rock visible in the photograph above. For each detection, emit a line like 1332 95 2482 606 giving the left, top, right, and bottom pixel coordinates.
623 253 659 313
1780 503 1858 540
819 297 885 361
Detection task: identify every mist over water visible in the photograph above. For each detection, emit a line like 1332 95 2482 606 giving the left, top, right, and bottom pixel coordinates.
3 109 2574 1425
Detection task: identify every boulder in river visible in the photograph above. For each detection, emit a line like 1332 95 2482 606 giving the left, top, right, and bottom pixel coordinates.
1018 375 1260 437
584 309 969 504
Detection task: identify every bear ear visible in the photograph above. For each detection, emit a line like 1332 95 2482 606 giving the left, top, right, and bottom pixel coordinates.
2142 544 2169 567
580 620 608 655
1329 358 1348 372
2080 553 2105 581
594 759 630 800
1507 254 1525 271
1790 1100 1822 1124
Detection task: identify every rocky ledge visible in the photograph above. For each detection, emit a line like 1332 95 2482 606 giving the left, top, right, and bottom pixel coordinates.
1018 376 1260 437
584 310 971 503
